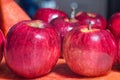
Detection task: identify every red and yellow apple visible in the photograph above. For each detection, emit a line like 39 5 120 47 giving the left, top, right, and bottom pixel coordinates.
50 17 81 57
75 11 107 29
63 24 117 77
5 20 60 78
0 30 5 62
33 8 68 23
107 12 120 42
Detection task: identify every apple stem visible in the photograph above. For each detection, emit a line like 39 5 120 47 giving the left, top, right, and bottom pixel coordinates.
88 21 94 30
70 2 78 19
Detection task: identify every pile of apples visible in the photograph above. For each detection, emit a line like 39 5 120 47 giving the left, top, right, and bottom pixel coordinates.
0 0 120 78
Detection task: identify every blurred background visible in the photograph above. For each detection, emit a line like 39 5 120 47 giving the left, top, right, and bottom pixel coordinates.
15 0 120 20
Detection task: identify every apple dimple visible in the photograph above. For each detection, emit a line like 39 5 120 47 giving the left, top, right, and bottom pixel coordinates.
28 20 44 28
75 11 107 29
76 12 96 18
64 18 79 23
87 13 96 18
80 28 99 33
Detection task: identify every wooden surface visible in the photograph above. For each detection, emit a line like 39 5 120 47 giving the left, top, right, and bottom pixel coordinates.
0 58 120 80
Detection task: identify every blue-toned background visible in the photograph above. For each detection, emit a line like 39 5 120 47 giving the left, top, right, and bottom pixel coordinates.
15 0 120 19
15 0 57 18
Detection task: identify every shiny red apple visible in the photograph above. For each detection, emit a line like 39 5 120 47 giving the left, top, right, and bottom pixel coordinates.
63 24 117 77
5 20 60 78
107 13 120 42
117 38 120 64
75 11 107 29
50 17 81 56
50 5 81 56
32 8 68 23
0 30 5 62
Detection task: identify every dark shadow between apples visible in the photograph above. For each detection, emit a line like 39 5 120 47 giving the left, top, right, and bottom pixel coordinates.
52 62 108 79
52 63 82 78
0 62 17 79
112 62 120 72
0 58 114 79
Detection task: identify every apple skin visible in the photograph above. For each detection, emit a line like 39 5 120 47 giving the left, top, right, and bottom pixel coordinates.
32 8 68 23
5 20 60 78
50 17 81 40
50 17 81 56
0 30 5 62
118 39 120 64
75 11 107 29
107 13 120 42
63 26 117 77
117 39 120 64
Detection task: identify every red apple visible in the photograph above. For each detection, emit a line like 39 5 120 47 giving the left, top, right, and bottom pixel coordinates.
63 24 117 77
50 17 81 57
0 30 5 62
107 13 120 42
32 8 68 23
117 39 120 64
50 17 81 40
75 11 107 29
50 5 82 57
5 20 60 78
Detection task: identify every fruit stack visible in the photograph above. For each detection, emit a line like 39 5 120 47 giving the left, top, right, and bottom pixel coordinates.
0 0 120 79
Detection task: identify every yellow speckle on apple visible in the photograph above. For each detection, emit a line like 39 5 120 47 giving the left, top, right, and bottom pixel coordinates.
87 13 96 18
81 28 99 33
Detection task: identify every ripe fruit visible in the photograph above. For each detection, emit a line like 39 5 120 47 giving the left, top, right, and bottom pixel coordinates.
107 13 120 42
63 24 117 77
5 20 60 78
118 39 120 64
32 8 68 23
0 0 31 36
50 17 81 56
50 5 80 56
50 17 80 42
75 11 107 29
0 30 5 62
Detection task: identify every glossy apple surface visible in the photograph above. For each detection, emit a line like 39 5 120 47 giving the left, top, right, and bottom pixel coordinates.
117 39 120 64
50 17 81 56
5 20 60 78
63 26 117 77
0 30 5 62
33 8 68 23
75 11 107 29
107 13 120 42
